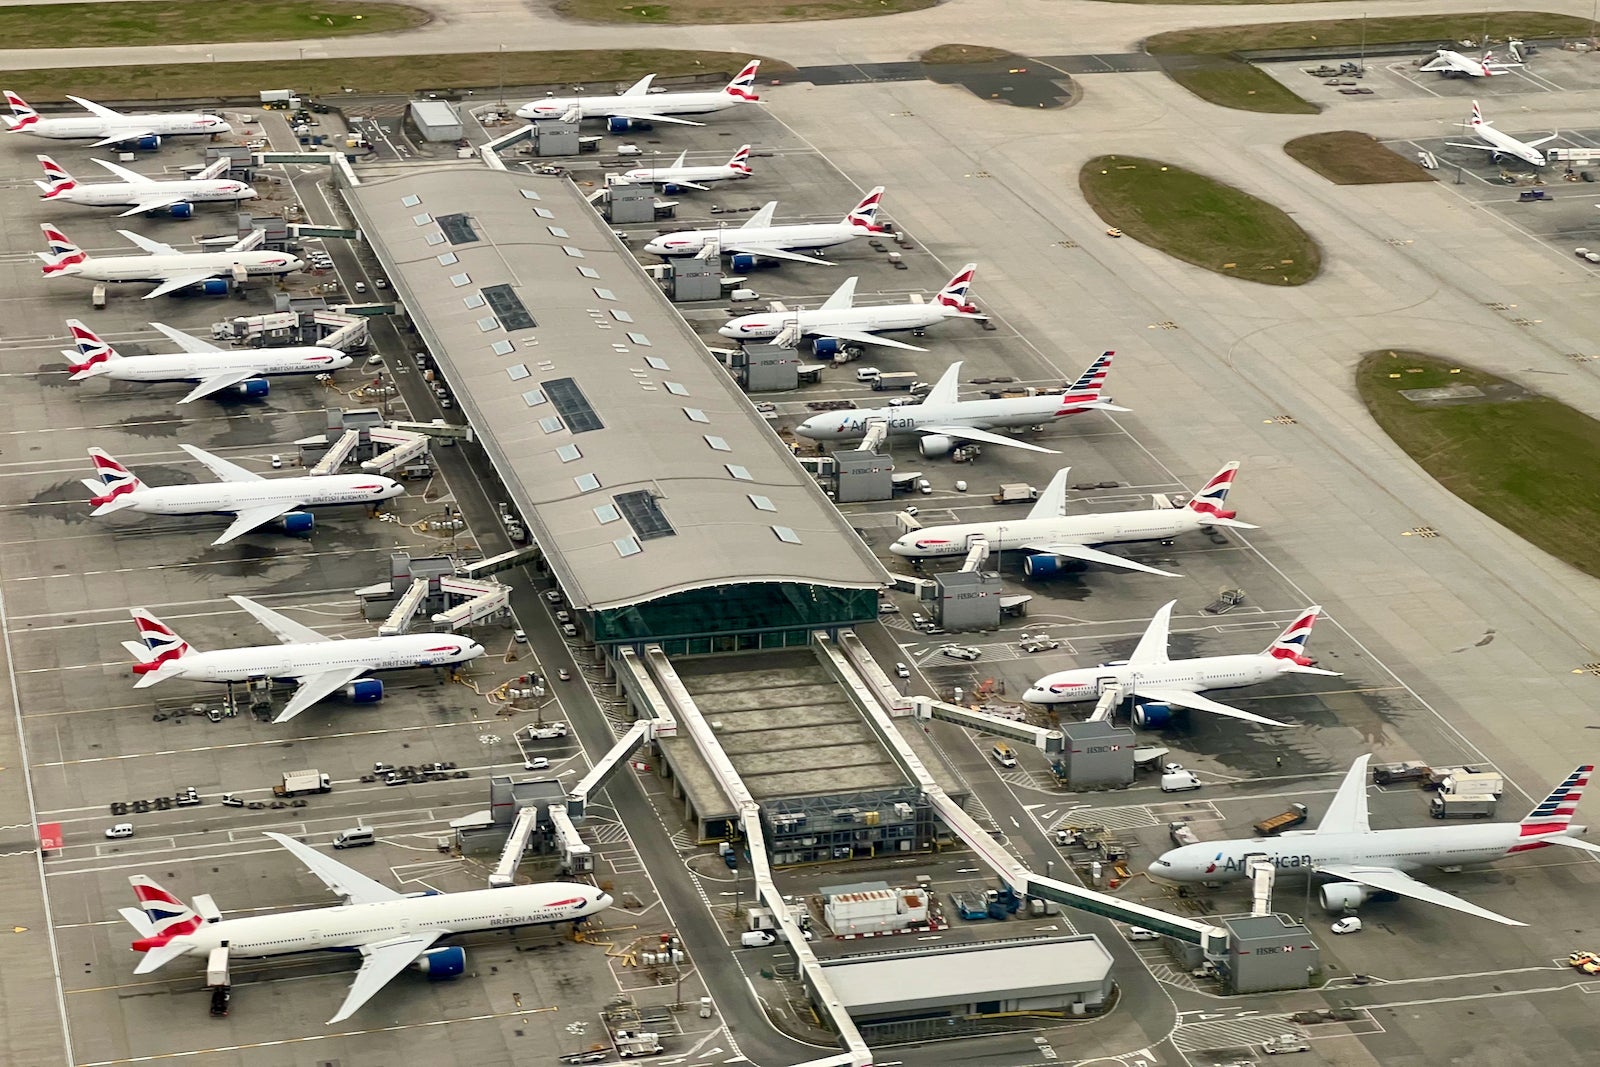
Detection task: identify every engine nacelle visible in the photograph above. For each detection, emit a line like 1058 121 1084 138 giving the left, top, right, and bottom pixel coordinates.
919 434 955 458
729 253 760 273
128 134 161 151
166 202 195 219
662 182 687 195
411 945 465 979
199 278 231 296
606 115 634 133
1132 702 1175 729
812 337 844 359
1320 882 1373 913
345 678 384 703
276 510 313 533
232 376 270 397
1022 553 1083 579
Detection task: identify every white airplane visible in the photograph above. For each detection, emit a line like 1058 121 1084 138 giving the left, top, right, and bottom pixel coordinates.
123 596 485 723
39 223 303 299
4 89 231 146
514 60 760 127
61 319 348 403
1022 601 1338 728
82 444 403 547
35 154 256 217
889 462 1255 578
1151 756 1600 927
1419 48 1521 77
122 832 611 1024
719 265 986 353
642 187 887 266
795 353 1125 457
621 144 751 191
1447 100 1557 167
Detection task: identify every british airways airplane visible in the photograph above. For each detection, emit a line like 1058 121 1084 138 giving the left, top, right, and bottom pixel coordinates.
4 89 231 146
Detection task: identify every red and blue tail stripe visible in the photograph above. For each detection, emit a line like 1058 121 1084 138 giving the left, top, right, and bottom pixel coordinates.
1266 607 1322 665
4 90 39 131
1186 462 1241 520
1055 351 1114 413
724 61 761 101
935 264 978 311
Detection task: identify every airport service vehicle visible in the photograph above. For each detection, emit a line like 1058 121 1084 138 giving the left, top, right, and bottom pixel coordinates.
1150 754 1600 926
643 187 887 266
274 770 332 797
1161 768 1202 793
515 60 760 128
796 354 1125 458
120 831 610 1024
61 319 347 402
1254 804 1310 836
82 443 402 546
1419 48 1521 77
1430 794 1497 819
1447 100 1557 167
719 265 985 352
4 90 231 146
1023 601 1337 727
35 155 256 217
890 462 1253 578
1261 1034 1311 1055
121 595 485 723
106 823 134 839
39 223 303 298
621 144 751 190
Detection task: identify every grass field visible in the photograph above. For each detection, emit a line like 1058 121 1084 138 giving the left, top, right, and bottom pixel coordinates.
554 0 932 23
3 50 791 103
1285 131 1437 185
1079 155 1321 285
1146 12 1596 113
1356 350 1600 579
920 44 1018 64
4 1 426 49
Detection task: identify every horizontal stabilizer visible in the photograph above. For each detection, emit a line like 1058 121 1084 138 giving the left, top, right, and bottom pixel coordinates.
1540 835 1600 856
133 940 190 974
118 906 157 938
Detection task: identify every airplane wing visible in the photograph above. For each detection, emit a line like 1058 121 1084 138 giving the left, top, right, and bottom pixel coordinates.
149 322 223 353
115 229 178 256
602 109 705 127
117 194 188 218
228 593 330 644
1444 142 1500 152
1132 686 1294 727
1528 133 1561 147
68 95 127 121
263 831 403 904
1315 754 1372 834
329 935 443 1025
1418 55 1457 72
144 271 219 300
665 178 709 191
212 504 300 546
1316 863 1525 926
720 241 833 266
90 128 157 148
1017 540 1180 578
915 424 1058 454
179 443 264 483
273 666 371 723
816 327 925 352
90 157 152 184
178 367 259 403
1127 600 1175 666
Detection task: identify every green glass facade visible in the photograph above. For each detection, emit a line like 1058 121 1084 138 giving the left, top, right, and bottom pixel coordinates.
592 582 878 654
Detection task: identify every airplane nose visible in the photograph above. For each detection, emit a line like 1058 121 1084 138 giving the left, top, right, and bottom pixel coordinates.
888 540 912 557
1023 687 1049 703
717 324 737 337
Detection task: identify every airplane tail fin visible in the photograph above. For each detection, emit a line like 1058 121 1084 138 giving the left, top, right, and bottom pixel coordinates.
127 607 195 675
1059 350 1125 411
35 155 76 196
127 876 203 971
86 448 143 511
934 263 983 315
1470 99 1487 126
1262 606 1329 669
727 144 752 174
63 318 120 377
844 185 887 233
1184 461 1257 528
3 89 38 131
723 60 761 101
1519 764 1593 834
39 223 87 275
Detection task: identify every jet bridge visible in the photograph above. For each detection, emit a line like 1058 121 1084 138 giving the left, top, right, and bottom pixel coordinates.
430 575 510 630
379 578 430 637
362 426 430 474
910 696 1063 754
309 428 361 476
489 805 543 888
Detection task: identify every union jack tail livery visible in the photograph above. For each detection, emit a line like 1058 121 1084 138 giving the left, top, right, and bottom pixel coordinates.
1521 765 1592 833
1264 606 1323 666
35 155 76 196
63 318 121 377
723 60 761 101
934 263 983 315
1481 51 1498 77
727 144 752 174
38 222 87 274
1470 100 1486 127
128 876 203 940
1183 461 1255 528
3 89 39 131
125 607 194 679
82 448 144 513
845 186 888 233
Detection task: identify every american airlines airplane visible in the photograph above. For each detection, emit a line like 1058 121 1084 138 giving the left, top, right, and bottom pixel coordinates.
4 90 232 146
621 144 751 190
123 831 611 1024
62 319 348 403
642 187 887 266
122 595 485 723
1151 755 1600 926
82 444 403 546
1447 100 1557 167
1419 48 1521 77
889 462 1254 578
795 353 1124 457
36 154 256 217
1023 601 1338 727
514 60 760 127
39 223 303 298
719 265 985 352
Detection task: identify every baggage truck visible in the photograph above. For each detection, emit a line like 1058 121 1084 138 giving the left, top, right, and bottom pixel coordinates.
1430 794 1496 819
1253 803 1309 836
273 769 332 797
992 482 1040 504
1440 771 1504 798
871 371 921 391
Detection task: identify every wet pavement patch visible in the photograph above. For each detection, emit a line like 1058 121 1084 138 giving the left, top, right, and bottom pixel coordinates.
923 58 1077 109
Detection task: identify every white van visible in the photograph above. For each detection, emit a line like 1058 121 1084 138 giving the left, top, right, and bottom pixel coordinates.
855 366 881 382
104 823 134 839
740 930 777 947
992 743 1018 768
332 826 375 849
1161 768 1203 793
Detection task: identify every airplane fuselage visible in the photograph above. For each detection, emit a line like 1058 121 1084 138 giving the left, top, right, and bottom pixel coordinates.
16 113 229 141
50 251 302 284
116 475 401 517
723 303 951 342
645 222 863 257
50 179 256 210
623 164 745 186
82 349 350 383
1026 653 1288 705
154 633 483 685
891 509 1202 559
141 882 610 961
1468 121 1546 166
517 90 741 121
797 394 1088 443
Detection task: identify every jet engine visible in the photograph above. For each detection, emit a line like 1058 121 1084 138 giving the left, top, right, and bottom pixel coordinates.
233 377 270 398
166 202 195 219
729 253 761 272
345 679 384 703
411 945 465 978
812 338 845 359
276 511 314 534
1022 554 1085 580
662 183 687 195
124 135 161 151
1132 702 1176 729
918 435 955 458
1320 882 1373 913
606 116 634 133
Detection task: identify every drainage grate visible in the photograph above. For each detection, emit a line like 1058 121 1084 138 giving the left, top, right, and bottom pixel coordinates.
1402 526 1440 538
1568 353 1598 363
1149 320 1179 330
1484 301 1515 311
1510 317 1540 327
1576 663 1600 676
1265 415 1297 425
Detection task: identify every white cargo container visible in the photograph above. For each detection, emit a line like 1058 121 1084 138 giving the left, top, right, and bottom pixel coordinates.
824 888 928 934
206 946 230 988
1441 772 1504 798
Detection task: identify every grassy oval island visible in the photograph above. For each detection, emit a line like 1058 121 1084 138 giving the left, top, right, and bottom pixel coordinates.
1357 350 1600 579
1079 156 1321 285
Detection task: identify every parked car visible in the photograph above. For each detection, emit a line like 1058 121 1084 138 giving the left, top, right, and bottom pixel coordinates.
940 645 981 661
544 589 564 605
524 757 550 771
1261 1034 1311 1055
513 629 528 644
105 823 134 839
1330 916 1363 935
1127 926 1161 941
